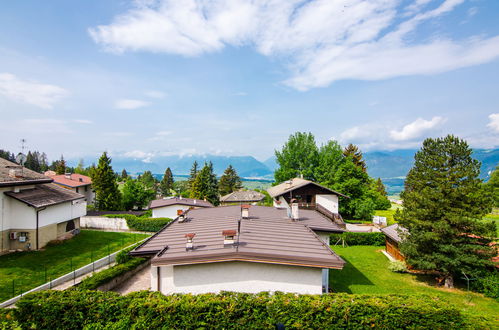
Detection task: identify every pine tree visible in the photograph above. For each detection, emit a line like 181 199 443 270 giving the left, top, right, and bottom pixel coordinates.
274 132 319 182
218 165 243 196
91 152 122 211
159 167 175 197
55 155 66 174
399 135 495 288
121 169 128 180
190 162 219 205
343 144 367 172
188 161 198 190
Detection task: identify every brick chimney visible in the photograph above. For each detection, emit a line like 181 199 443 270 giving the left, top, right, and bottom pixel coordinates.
65 173 71 179
241 204 250 219
177 210 185 222
222 229 237 245
185 233 195 250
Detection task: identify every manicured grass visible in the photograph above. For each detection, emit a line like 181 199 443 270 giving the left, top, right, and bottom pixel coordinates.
330 246 499 322
0 230 149 303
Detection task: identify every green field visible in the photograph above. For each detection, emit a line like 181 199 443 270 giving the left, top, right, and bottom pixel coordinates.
0 230 149 303
330 246 498 323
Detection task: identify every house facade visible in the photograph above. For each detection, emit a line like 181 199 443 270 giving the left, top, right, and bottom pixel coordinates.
46 173 95 205
0 159 86 254
131 204 345 295
149 197 213 219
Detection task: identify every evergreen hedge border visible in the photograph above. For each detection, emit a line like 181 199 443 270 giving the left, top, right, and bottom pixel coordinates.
331 232 385 246
10 290 494 329
103 214 172 232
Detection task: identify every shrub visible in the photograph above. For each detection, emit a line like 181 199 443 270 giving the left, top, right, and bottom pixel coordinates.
331 232 385 246
115 243 140 264
0 309 19 330
103 214 172 232
13 291 484 329
388 261 407 273
470 271 499 300
77 257 146 290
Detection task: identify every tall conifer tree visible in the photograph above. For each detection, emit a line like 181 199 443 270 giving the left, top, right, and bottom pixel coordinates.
219 165 242 196
91 152 122 210
159 167 175 196
190 162 219 205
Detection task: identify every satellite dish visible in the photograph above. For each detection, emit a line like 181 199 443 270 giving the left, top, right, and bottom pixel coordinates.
16 153 27 166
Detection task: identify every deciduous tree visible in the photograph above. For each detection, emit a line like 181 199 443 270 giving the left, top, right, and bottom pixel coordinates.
274 132 319 182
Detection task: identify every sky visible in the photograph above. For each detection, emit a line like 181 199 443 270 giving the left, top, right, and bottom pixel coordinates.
0 0 499 163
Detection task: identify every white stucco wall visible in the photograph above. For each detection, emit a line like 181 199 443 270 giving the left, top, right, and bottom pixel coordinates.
80 216 129 231
316 232 331 293
152 261 323 295
152 204 190 219
73 186 95 205
316 194 338 213
38 199 86 227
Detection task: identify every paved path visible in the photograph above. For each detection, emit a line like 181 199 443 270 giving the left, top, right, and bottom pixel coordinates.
112 264 151 295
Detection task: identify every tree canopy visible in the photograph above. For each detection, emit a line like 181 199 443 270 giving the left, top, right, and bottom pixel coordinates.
91 152 122 211
486 164 499 207
218 165 242 196
398 135 495 288
274 132 319 182
122 178 155 210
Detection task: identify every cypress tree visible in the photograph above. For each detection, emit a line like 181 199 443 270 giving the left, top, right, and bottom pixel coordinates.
188 161 198 190
159 167 175 197
218 165 242 196
399 135 495 288
91 152 122 211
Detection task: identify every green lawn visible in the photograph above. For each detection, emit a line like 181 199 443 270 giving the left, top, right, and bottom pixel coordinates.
0 230 149 303
330 246 498 323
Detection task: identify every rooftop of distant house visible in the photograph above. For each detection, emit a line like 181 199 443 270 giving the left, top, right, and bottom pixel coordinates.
131 205 345 269
45 172 92 188
381 224 408 243
5 183 85 208
267 177 348 199
149 197 213 209
0 158 52 187
220 190 265 203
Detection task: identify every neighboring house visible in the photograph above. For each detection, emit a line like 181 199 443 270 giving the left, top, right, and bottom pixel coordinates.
267 178 347 227
0 159 86 254
46 172 95 205
131 204 345 295
149 197 213 219
220 190 265 205
380 224 407 261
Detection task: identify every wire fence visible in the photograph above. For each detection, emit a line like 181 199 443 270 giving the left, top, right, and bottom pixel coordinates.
0 233 146 306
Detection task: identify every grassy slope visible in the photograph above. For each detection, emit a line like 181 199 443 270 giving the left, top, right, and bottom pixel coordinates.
0 230 149 302
330 246 498 322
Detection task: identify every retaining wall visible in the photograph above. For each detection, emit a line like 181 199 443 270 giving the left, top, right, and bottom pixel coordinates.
80 216 129 231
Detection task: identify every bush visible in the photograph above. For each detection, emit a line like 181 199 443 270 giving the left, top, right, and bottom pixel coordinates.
103 214 172 232
388 261 407 273
77 257 146 290
331 232 385 246
470 271 499 300
13 290 483 329
115 243 141 264
0 309 19 330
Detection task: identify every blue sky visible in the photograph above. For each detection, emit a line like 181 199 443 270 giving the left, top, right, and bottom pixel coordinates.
0 0 499 162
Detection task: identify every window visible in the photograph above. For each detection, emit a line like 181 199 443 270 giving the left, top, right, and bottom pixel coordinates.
85 186 88 192
76 187 79 193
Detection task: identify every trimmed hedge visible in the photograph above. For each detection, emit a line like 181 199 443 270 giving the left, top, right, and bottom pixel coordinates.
104 214 171 232
77 257 146 290
12 290 490 329
331 231 385 246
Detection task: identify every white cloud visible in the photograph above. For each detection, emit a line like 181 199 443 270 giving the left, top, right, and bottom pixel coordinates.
145 90 166 98
487 113 499 132
114 98 150 109
73 119 93 124
89 0 499 90
0 73 67 109
390 116 446 141
124 150 153 158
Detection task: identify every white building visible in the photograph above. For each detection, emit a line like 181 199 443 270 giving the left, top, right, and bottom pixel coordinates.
131 204 345 295
46 173 95 205
0 159 87 254
149 197 213 219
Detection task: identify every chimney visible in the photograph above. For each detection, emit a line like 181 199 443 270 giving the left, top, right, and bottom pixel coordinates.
79 177 83 182
8 167 23 178
177 210 185 222
222 229 237 245
185 233 195 250
193 199 197 204
290 199 299 220
241 204 250 219
285 180 292 188
65 173 71 179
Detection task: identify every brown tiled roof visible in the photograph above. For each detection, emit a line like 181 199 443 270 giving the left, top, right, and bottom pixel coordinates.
149 197 213 209
220 190 265 203
49 173 92 188
132 205 345 269
381 224 407 243
0 158 52 187
267 178 348 198
4 183 85 208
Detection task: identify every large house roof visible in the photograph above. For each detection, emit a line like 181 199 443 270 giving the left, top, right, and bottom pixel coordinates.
132 205 345 269
381 224 407 243
149 197 213 209
220 190 265 203
0 158 52 187
5 183 85 208
267 178 348 199
48 173 92 188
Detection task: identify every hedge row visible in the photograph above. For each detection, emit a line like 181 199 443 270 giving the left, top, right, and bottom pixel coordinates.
11 290 490 329
104 214 171 232
331 231 385 246
77 257 146 291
